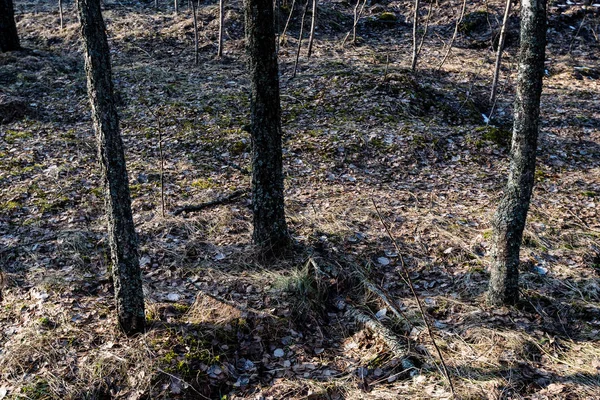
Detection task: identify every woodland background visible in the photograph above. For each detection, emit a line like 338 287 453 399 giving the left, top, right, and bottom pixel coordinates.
0 0 599 398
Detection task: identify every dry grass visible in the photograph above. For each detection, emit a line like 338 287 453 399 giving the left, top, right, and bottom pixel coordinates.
1 0 599 398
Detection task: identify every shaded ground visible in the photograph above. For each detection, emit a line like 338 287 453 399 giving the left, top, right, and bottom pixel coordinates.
1 0 599 399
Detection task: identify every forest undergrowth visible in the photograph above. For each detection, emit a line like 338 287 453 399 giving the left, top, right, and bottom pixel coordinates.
0 0 599 398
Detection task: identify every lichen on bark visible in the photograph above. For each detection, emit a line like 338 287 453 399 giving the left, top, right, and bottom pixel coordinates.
487 0 547 306
78 0 145 334
244 0 290 256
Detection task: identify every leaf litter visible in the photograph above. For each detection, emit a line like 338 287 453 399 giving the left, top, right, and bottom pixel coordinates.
1 0 599 399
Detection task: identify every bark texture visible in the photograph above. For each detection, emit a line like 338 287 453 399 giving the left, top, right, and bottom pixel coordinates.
244 0 290 255
77 0 145 334
488 0 547 305
0 0 20 52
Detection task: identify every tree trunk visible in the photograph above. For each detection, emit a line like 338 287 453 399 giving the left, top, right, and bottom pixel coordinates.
0 0 20 52
77 0 146 334
488 0 547 306
244 0 290 255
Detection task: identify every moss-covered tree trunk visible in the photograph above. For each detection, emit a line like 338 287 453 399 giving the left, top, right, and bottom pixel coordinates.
244 0 290 255
0 0 20 52
488 0 547 305
77 0 145 334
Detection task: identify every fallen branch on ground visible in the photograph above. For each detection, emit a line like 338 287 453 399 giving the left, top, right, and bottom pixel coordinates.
172 189 249 216
341 298 418 373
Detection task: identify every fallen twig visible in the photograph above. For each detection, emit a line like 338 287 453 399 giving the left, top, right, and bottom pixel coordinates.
341 298 417 373
172 189 249 216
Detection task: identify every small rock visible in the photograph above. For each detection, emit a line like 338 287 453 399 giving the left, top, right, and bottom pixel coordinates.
166 293 180 302
534 266 548 275
274 348 285 358
207 365 223 378
377 257 390 266
243 359 255 371
234 376 250 387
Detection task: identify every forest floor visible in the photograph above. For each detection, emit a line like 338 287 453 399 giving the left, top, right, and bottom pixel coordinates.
1 0 600 398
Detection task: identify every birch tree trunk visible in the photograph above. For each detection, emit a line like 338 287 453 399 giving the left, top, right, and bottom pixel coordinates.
0 0 20 52
488 0 547 305
410 0 420 71
307 0 317 58
77 0 146 334
244 0 290 256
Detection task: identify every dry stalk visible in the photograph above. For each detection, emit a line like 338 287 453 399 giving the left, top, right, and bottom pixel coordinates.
437 0 467 71
490 0 513 106
292 0 310 78
372 199 456 397
280 0 296 45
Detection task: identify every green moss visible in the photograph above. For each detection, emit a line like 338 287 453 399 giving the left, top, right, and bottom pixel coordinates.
4 129 33 143
20 379 50 399
459 11 489 35
129 183 143 198
476 125 512 146
535 169 547 182
0 200 21 211
468 264 485 273
582 191 597 198
378 12 397 21
90 187 103 199
173 303 191 313
191 178 216 189
34 195 69 213
230 139 249 155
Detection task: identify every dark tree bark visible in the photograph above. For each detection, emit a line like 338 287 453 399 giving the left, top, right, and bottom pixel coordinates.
244 0 290 255
488 0 547 305
77 0 145 334
0 0 20 52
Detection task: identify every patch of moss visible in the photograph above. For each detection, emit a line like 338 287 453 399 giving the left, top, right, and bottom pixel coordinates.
90 187 103 199
459 11 489 35
3 129 33 143
476 125 512 146
230 139 249 155
20 379 51 399
34 195 69 213
378 12 397 21
129 183 143 198
0 200 21 211
535 169 547 182
191 178 216 189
